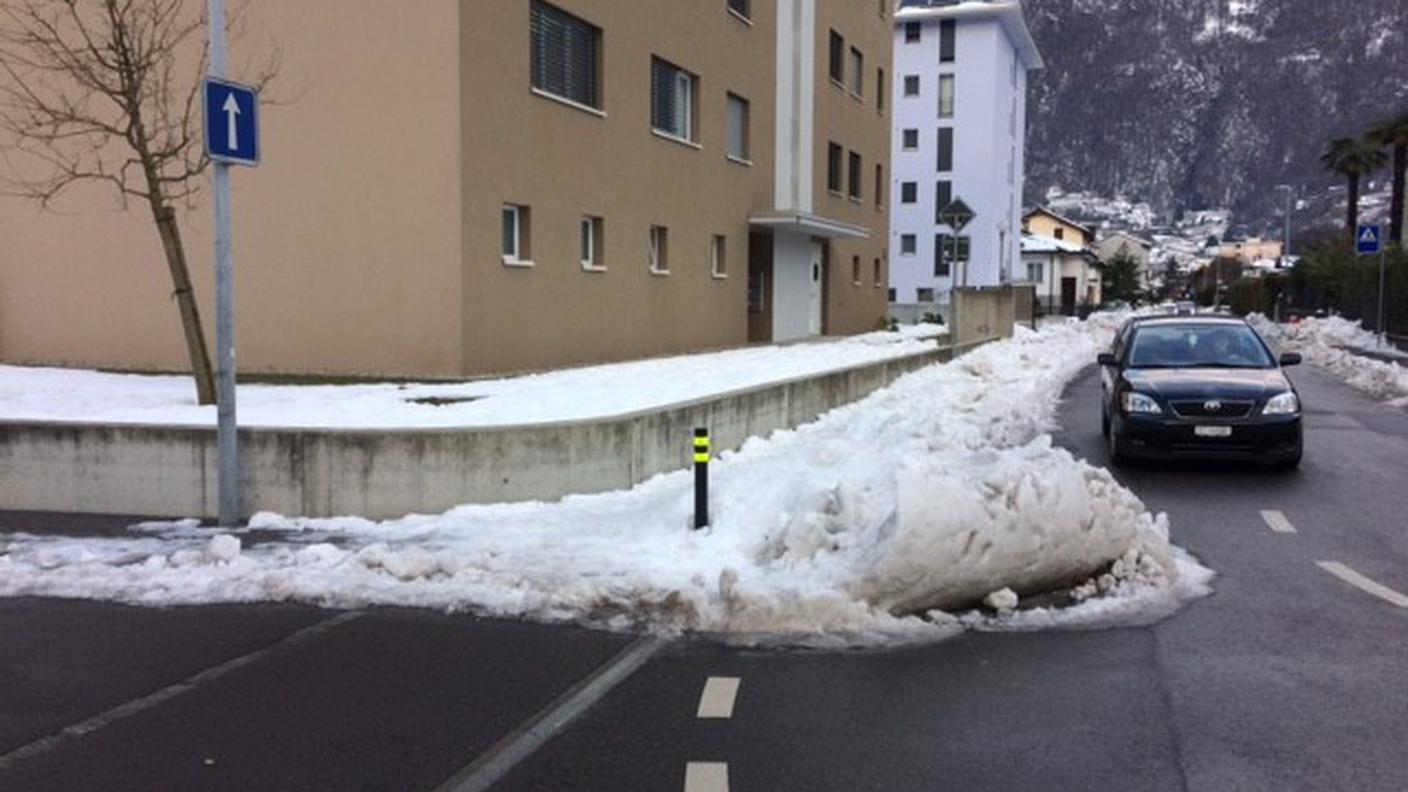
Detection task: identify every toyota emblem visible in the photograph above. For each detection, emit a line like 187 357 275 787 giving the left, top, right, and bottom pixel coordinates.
1204 400 1223 412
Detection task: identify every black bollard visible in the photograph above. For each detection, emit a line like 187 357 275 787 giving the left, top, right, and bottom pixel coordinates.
693 428 709 529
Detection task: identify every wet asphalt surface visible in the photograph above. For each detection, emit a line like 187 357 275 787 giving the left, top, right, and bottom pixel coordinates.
1 364 1405 791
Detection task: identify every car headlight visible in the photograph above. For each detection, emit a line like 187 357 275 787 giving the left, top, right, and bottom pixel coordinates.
1121 391 1163 415
1263 391 1300 415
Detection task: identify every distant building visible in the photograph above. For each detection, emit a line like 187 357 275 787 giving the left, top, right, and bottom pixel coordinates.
1218 237 1283 263
1019 234 1102 315
1094 231 1155 287
1022 206 1095 248
888 0 1043 311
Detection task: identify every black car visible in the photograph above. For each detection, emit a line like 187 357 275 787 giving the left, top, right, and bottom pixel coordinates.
1098 316 1303 467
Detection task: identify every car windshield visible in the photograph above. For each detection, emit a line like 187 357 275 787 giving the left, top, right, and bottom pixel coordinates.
1127 324 1275 369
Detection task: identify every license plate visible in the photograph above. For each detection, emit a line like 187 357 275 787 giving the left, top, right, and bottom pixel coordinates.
1195 425 1232 438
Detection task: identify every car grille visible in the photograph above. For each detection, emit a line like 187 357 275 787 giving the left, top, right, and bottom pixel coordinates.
1169 399 1255 419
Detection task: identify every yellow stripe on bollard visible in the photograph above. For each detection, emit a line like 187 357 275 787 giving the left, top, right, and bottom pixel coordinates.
693 452 710 463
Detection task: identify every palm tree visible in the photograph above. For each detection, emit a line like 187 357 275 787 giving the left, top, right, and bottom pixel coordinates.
1368 111 1408 246
1321 136 1389 235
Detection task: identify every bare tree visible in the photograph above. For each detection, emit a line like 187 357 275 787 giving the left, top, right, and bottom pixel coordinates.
0 0 275 404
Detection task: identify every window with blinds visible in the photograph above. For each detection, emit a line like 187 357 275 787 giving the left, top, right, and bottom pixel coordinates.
530 2 600 109
652 58 696 140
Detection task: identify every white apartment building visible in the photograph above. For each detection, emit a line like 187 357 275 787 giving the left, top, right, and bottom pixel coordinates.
888 1 1042 310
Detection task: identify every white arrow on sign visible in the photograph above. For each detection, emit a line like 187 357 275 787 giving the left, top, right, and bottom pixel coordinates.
222 93 241 151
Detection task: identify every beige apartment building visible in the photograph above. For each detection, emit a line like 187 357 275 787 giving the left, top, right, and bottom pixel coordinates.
0 0 892 379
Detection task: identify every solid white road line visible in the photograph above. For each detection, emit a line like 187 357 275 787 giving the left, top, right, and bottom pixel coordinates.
684 762 729 792
0 610 365 771
1260 510 1297 534
1317 562 1408 608
436 635 666 792
696 677 741 719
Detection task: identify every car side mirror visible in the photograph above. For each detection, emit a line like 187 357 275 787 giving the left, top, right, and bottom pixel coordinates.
1279 352 1302 367
1097 352 1117 367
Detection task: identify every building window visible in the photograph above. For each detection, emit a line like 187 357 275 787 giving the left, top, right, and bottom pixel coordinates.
530 2 600 109
935 233 970 276
827 142 843 193
851 255 861 285
888 287 897 302
875 163 884 207
937 127 953 172
727 0 749 20
649 225 669 273
939 19 956 62
903 74 919 96
904 21 921 43
877 68 885 111
848 151 862 199
711 234 727 277
848 47 864 95
902 128 919 150
1054 228 1065 240
502 204 530 262
917 287 935 302
873 257 882 287
651 58 697 141
828 30 844 83
935 181 952 218
580 215 603 268
900 233 917 254
1027 261 1044 283
938 74 955 118
726 93 750 160
901 182 917 204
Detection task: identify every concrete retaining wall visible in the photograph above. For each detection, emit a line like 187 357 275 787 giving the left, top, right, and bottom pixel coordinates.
1 343 972 520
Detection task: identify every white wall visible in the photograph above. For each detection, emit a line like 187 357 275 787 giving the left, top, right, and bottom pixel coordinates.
889 13 1032 304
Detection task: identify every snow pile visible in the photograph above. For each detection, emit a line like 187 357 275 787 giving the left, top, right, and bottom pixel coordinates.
0 318 1211 644
1252 315 1408 406
0 325 945 429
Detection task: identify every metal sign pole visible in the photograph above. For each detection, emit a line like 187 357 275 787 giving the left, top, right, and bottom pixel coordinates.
209 0 239 526
1378 248 1387 344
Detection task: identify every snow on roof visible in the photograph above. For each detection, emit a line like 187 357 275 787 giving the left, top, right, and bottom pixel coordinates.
896 1 1043 70
1021 234 1089 255
1098 231 1154 249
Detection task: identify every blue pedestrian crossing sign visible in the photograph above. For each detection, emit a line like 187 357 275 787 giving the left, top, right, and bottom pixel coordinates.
204 78 259 166
1356 223 1382 256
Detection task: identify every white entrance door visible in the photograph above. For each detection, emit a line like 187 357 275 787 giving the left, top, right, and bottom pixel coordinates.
808 241 823 335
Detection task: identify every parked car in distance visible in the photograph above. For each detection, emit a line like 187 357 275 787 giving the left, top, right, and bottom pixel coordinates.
1098 316 1302 467
1173 301 1196 316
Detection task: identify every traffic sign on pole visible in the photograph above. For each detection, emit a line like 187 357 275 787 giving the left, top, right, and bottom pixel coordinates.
204 77 259 166
1356 223 1382 256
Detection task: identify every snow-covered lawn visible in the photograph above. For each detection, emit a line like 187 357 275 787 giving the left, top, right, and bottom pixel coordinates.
0 325 944 429
0 317 1212 645
1252 315 1408 407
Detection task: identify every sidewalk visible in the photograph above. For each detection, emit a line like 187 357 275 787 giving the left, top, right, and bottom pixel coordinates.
0 326 945 430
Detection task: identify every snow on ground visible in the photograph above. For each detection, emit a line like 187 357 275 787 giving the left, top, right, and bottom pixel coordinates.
0 324 944 429
0 317 1213 646
1251 315 1408 407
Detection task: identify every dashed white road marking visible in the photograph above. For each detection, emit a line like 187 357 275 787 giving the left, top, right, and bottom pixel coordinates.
685 762 729 792
1260 510 1297 534
696 677 740 719
1317 562 1408 608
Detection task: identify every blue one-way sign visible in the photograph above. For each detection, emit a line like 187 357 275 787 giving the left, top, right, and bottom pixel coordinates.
205 78 259 166
1356 223 1382 256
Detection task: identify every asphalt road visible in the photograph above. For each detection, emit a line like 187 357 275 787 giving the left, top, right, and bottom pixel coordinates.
2 363 1405 791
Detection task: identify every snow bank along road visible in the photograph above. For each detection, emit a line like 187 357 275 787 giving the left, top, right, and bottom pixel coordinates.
3 319 1405 790
1 316 1210 642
